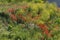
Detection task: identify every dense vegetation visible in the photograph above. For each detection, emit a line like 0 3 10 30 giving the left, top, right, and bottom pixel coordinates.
0 0 60 40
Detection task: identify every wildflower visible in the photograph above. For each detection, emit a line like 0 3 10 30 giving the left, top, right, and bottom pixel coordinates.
8 8 14 13
18 14 26 21
37 23 51 37
10 14 17 21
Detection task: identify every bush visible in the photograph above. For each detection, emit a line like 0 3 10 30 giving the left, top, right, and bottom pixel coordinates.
0 0 60 40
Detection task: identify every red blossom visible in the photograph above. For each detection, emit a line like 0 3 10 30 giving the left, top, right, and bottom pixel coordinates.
37 24 48 30
8 8 14 13
10 14 17 21
18 14 26 21
44 29 49 35
37 24 51 37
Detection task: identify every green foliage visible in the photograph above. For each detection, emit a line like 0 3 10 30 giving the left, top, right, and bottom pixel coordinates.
0 0 60 40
